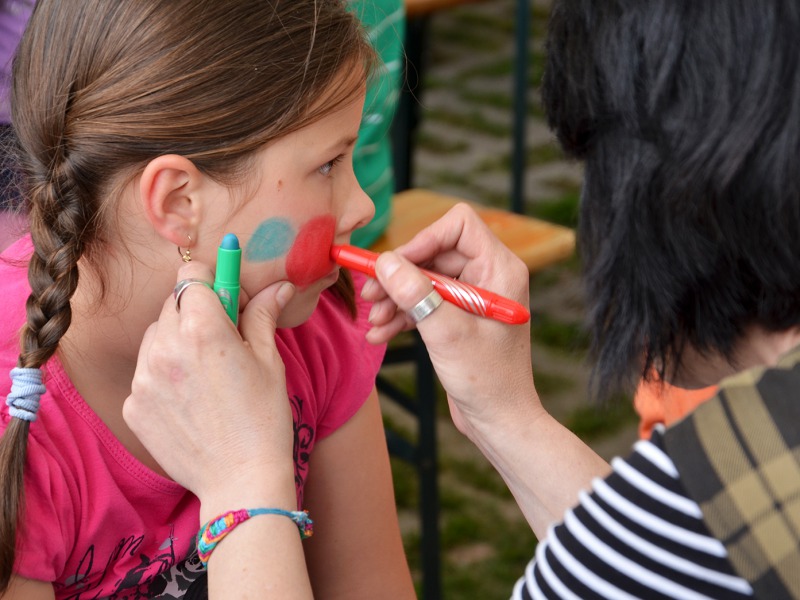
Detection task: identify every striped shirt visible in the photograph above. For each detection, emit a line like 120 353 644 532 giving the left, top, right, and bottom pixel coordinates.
512 426 754 599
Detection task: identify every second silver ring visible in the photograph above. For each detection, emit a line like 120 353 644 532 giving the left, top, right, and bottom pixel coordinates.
407 289 444 324
173 278 212 312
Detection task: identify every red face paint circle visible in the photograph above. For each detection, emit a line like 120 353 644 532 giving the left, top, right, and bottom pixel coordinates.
286 215 336 287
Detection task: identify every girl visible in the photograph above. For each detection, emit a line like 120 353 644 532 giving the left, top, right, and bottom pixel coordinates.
0 1 414 598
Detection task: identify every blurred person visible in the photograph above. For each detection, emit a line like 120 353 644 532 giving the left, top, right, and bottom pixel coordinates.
0 0 33 251
348 0 405 249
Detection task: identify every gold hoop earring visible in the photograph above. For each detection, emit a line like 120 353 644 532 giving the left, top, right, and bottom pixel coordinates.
178 235 193 263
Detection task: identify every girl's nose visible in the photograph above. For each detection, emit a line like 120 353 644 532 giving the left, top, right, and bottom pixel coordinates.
339 181 376 235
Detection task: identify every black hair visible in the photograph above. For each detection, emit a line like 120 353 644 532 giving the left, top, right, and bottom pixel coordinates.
542 0 800 398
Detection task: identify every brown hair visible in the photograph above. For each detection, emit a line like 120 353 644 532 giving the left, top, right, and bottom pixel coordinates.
0 0 372 589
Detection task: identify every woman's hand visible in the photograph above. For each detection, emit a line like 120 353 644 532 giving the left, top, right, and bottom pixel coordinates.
123 261 297 516
362 203 543 440
363 205 609 536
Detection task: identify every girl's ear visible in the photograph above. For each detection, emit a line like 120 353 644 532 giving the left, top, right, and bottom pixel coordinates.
139 154 206 247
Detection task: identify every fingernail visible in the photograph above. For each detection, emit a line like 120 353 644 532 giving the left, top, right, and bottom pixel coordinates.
276 282 295 308
361 278 375 297
377 252 401 278
368 304 378 324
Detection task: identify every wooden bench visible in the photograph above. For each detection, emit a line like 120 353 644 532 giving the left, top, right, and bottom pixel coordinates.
372 188 576 270
372 188 574 599
404 0 486 18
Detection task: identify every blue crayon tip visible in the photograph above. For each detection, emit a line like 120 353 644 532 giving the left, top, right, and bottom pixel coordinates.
221 233 240 250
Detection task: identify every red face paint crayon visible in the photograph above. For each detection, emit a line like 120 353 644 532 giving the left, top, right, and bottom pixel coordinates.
330 244 530 325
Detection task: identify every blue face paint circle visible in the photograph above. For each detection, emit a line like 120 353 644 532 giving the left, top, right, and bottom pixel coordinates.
245 218 295 262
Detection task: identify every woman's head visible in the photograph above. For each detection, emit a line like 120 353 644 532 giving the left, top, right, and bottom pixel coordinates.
542 0 800 398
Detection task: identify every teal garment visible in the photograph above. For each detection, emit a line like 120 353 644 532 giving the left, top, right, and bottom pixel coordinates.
348 0 405 249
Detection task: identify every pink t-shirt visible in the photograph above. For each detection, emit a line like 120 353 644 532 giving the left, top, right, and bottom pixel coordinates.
0 236 385 598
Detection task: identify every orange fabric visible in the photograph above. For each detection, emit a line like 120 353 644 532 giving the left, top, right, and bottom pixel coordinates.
634 378 717 439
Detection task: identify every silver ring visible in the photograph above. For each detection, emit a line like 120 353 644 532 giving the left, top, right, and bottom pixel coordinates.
407 289 443 323
173 278 212 312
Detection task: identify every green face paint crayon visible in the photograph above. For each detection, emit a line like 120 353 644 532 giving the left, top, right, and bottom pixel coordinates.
214 233 242 325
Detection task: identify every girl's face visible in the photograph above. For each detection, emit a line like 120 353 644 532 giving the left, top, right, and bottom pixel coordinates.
218 81 373 328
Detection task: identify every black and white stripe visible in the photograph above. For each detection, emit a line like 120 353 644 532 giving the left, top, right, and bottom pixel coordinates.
512 427 754 599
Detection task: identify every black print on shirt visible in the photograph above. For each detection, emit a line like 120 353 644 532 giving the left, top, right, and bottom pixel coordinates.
290 394 314 506
56 528 208 599
59 531 169 598
56 396 314 598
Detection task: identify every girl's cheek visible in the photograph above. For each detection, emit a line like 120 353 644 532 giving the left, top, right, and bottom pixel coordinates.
286 215 336 286
245 218 294 262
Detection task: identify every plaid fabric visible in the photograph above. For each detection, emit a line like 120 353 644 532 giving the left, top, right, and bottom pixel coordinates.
664 345 800 599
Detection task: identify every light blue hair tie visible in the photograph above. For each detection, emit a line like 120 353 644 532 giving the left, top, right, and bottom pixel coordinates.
6 367 46 422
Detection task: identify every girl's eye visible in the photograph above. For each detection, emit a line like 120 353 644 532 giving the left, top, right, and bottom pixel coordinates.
319 155 344 176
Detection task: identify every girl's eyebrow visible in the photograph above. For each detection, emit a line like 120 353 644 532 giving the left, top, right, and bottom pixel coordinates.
322 135 358 152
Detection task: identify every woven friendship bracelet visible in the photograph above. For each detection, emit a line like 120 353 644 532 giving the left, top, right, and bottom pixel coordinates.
197 507 313 568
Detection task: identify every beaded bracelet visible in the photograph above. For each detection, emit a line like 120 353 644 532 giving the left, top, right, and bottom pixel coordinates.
197 507 314 568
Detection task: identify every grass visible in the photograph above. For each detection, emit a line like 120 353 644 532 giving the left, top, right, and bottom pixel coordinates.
530 312 590 352
423 107 511 138
415 131 470 154
531 190 581 228
474 144 567 175
453 58 515 83
440 455 514 500
565 399 640 441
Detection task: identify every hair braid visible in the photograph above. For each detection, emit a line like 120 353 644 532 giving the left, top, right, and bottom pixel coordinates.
0 133 92 592
21 174 90 368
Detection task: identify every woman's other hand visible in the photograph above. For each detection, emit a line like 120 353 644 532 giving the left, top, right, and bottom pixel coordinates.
123 262 297 516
